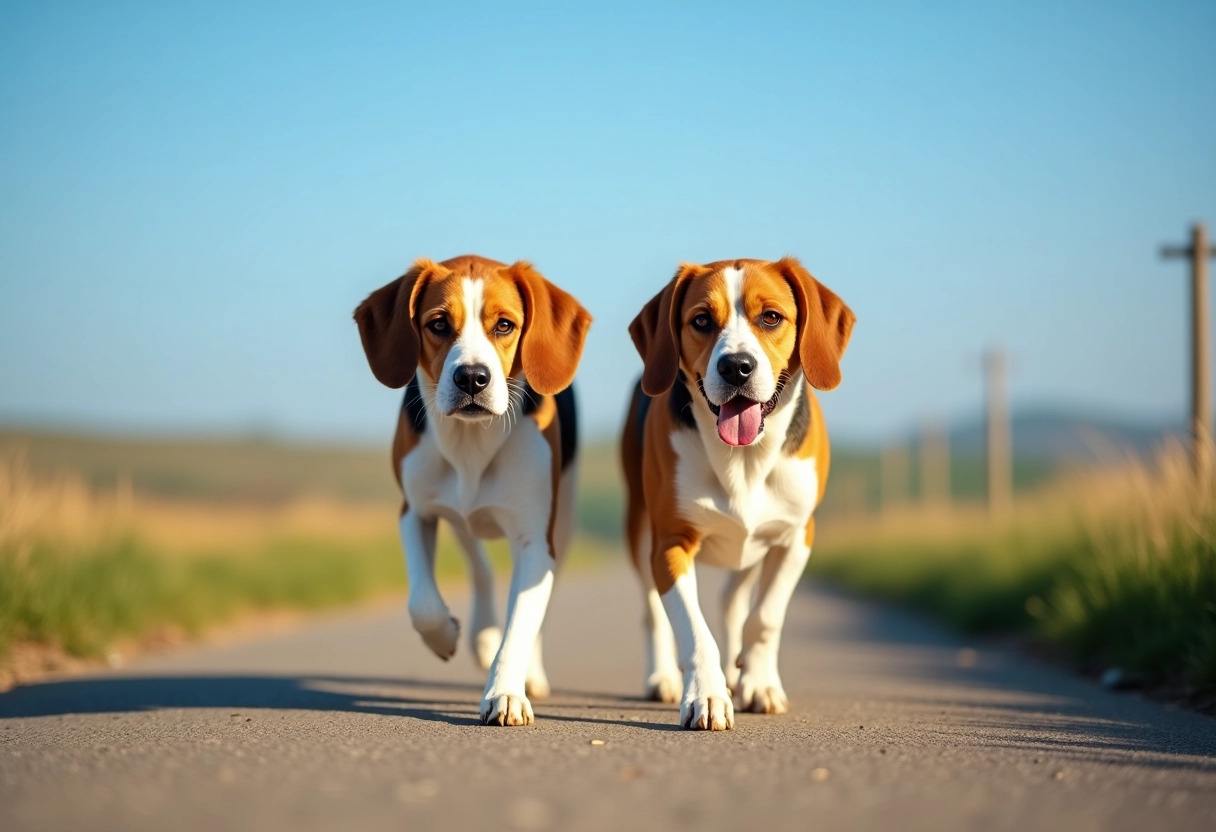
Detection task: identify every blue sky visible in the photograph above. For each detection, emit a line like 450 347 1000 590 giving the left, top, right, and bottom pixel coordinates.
2 1 1213 443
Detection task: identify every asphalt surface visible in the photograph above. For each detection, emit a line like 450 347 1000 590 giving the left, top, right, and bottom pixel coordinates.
2 563 1215 832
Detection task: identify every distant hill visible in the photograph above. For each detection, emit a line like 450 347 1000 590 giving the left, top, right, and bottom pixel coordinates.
945 408 1186 462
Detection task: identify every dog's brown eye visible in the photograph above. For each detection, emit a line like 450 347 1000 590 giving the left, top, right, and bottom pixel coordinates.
495 319 515 335
691 314 713 332
427 318 449 335
761 310 783 327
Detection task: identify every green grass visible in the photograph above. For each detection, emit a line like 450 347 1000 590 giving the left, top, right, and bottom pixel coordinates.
810 468 1216 694
0 536 406 659
810 525 1087 634
1043 501 1216 691
0 531 613 663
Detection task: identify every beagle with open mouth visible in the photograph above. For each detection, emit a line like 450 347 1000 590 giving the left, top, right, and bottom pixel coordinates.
355 255 591 726
621 257 854 730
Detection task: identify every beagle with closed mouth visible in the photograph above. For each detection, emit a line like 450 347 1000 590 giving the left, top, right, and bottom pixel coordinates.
355 254 591 726
621 257 854 730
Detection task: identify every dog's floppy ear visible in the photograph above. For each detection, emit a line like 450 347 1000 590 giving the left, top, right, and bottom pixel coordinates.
629 263 705 396
353 258 443 389
777 257 855 391
508 261 593 395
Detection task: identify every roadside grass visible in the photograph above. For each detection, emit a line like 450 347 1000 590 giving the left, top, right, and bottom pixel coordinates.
810 443 1216 696
0 535 405 659
0 449 612 682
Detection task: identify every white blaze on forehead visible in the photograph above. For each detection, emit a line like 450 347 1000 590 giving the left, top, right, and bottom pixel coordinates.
719 267 755 350
705 266 777 404
450 278 494 364
723 267 747 319
459 278 485 342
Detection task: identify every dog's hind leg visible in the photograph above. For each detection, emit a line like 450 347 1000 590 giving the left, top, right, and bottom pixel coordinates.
735 536 812 715
637 528 681 703
401 510 460 661
624 477 679 699
525 636 550 700
720 562 761 694
449 520 501 671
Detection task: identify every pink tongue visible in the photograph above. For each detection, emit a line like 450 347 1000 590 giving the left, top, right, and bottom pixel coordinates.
717 397 763 446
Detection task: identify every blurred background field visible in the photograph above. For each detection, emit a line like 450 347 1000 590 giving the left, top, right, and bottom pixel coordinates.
4 413 1212 701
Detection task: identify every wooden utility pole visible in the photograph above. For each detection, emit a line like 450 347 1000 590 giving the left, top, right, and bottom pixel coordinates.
919 418 951 509
880 442 910 516
1161 222 1216 473
985 348 1012 518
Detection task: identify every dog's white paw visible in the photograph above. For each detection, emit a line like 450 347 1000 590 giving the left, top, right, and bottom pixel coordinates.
724 662 742 696
736 650 789 714
678 665 734 730
680 693 734 731
480 693 534 727
472 626 502 671
645 672 681 704
738 681 789 714
525 668 551 701
413 614 460 661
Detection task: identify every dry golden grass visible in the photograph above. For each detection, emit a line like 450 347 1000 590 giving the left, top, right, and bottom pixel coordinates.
811 440 1216 694
0 447 134 553
1062 438 1214 551
0 447 398 558
129 495 397 556
823 437 1213 546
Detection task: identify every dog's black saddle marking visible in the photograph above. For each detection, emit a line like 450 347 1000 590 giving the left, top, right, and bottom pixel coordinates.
551 385 579 472
508 381 580 472
402 375 428 433
631 379 652 445
628 372 697 440
781 383 811 455
669 371 697 430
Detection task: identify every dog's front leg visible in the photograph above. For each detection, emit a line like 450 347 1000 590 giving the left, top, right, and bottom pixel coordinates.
736 536 811 714
655 533 734 731
400 510 460 660
479 531 554 727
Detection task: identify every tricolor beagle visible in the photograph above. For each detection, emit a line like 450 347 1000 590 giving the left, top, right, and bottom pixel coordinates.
355 255 591 726
621 257 854 730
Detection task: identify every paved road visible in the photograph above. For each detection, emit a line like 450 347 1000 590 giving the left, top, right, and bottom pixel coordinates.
2 563 1214 832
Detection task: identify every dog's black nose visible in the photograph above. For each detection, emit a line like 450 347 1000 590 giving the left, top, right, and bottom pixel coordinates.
453 364 491 396
717 353 756 387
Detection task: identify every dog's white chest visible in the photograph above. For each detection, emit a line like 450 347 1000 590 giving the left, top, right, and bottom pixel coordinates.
671 431 818 571
401 423 550 540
